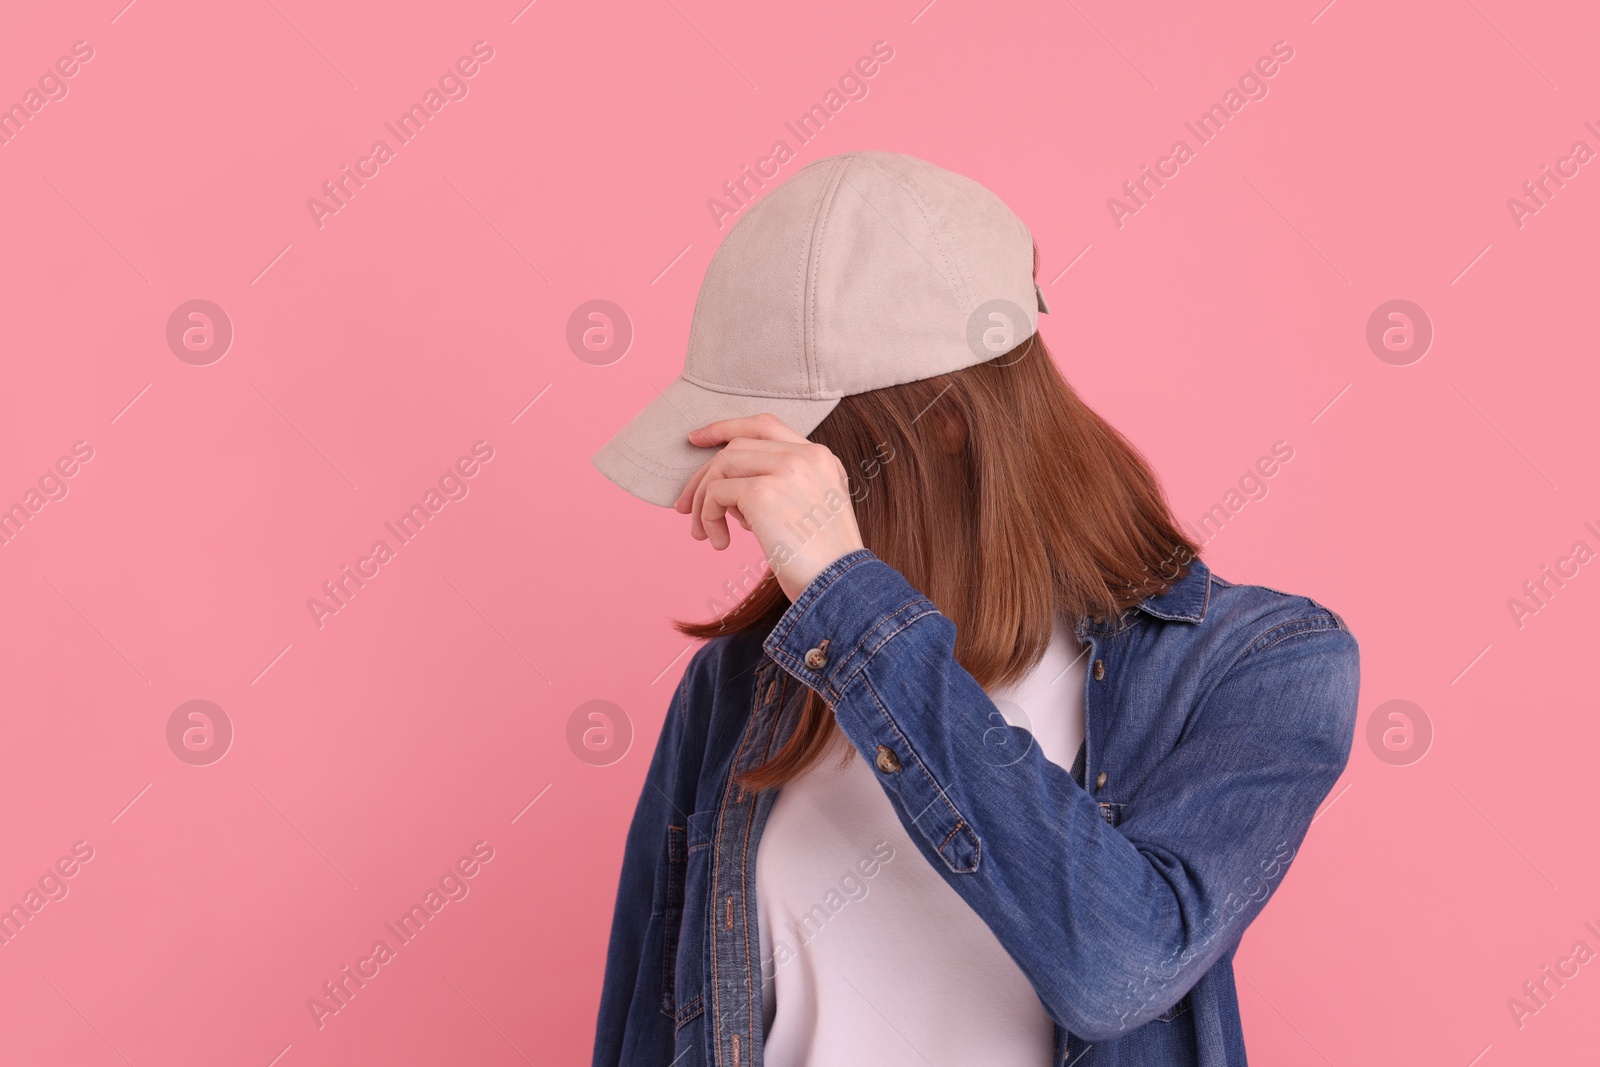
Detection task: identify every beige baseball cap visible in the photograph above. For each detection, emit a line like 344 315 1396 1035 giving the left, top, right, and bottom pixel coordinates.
591 150 1048 507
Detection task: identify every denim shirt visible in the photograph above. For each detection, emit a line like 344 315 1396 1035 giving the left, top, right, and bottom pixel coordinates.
594 549 1360 1067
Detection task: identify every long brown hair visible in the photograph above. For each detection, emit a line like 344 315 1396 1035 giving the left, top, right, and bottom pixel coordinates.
676 330 1199 791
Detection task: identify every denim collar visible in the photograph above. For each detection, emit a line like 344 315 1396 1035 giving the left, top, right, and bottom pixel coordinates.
1079 556 1212 636
1138 556 1212 622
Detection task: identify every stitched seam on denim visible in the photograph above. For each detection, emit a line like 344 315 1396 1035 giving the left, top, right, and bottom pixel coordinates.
1139 569 1211 623
759 672 793 762
1249 582 1307 601
861 673 981 873
1246 615 1341 657
764 595 934 697
674 994 704 1030
665 824 687 880
765 551 879 647
776 553 879 640
1248 586 1352 633
1299 595 1352 634
827 605 941 702
659 917 672 1018
661 923 674 1019
738 695 784 1056
661 823 688 1020
1157 992 1192 1022
1193 608 1343 698
1254 621 1341 655
667 670 690 733
937 819 977 871
709 700 763 1055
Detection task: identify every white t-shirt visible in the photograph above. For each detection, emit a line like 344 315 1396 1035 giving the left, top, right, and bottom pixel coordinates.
755 615 1088 1066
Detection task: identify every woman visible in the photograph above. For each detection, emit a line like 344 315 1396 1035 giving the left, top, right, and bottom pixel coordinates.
590 151 1359 1066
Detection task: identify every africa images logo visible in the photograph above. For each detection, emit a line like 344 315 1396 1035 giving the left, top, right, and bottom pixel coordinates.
1105 40 1296 228
704 40 896 229
306 841 496 1029
0 40 95 148
306 441 496 629
305 41 496 229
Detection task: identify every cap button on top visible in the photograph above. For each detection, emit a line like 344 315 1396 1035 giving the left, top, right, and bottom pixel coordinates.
875 745 902 773
1093 659 1106 681
1095 771 1108 790
803 639 830 670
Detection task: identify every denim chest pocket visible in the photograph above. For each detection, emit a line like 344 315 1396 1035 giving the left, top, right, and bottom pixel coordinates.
661 815 711 1029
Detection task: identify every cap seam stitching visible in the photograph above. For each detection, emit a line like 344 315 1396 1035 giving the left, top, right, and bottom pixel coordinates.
603 437 707 476
679 369 844 401
854 154 971 312
804 158 851 398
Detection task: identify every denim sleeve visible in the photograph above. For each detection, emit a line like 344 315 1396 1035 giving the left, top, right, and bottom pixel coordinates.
592 679 687 1066
762 549 1360 1041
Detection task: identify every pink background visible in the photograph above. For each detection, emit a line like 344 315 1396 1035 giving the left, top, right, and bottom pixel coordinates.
2 0 1596 1063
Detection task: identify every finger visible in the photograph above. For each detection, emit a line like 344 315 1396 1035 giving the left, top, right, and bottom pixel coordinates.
675 437 794 512
688 413 809 448
675 456 713 514
699 477 760 550
684 447 798 531
688 453 735 540
673 436 798 513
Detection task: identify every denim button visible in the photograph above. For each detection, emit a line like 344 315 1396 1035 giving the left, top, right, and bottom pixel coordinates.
1095 771 1107 790
804 642 829 669
1093 659 1106 681
875 745 902 773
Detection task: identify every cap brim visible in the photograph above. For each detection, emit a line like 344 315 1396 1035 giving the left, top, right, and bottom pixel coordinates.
591 376 842 507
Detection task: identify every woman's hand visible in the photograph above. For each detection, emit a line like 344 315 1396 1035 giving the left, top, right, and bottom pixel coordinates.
673 414 865 601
